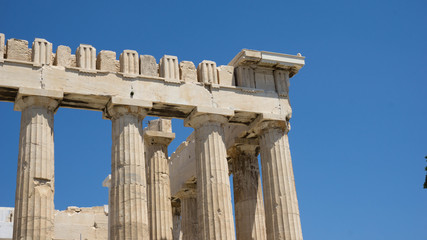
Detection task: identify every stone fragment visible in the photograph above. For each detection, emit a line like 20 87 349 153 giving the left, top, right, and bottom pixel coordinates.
147 118 172 132
32 38 52 66
179 61 197 83
160 55 179 81
6 38 30 61
255 68 275 91
0 33 4 61
274 70 290 96
54 45 72 67
54 206 108 240
96 50 116 72
115 60 120 72
169 133 196 198
217 65 235 86
76 44 96 70
50 52 55 64
235 66 255 88
120 50 139 75
140 55 158 77
197 60 218 84
69 54 77 67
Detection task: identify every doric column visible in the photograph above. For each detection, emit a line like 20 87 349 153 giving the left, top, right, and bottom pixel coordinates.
13 88 62 240
179 185 198 240
184 110 236 240
229 141 267 240
144 119 175 240
105 98 151 240
172 202 182 240
258 120 303 240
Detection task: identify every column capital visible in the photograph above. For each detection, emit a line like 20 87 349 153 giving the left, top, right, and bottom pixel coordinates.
143 118 175 145
227 138 259 159
144 130 175 145
14 87 63 112
103 96 152 120
250 114 291 136
184 106 233 129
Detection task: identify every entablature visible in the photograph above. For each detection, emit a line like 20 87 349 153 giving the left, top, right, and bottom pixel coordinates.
0 34 305 125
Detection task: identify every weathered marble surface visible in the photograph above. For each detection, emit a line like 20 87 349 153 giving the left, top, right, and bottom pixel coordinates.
107 102 149 240
0 34 304 125
145 119 175 240
230 144 267 240
185 112 236 240
0 33 306 240
13 89 62 240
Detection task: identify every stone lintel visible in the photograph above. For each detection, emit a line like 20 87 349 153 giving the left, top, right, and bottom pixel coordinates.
184 106 234 128
16 87 63 99
14 87 63 111
110 96 152 108
0 61 291 120
104 96 152 119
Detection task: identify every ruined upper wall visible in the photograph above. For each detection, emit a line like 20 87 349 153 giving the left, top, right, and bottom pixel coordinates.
0 33 305 123
0 206 108 240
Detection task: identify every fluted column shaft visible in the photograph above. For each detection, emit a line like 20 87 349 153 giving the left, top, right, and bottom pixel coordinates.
109 106 149 240
188 114 236 240
13 96 59 240
259 121 303 240
172 204 182 240
231 145 267 240
180 189 198 240
145 127 174 240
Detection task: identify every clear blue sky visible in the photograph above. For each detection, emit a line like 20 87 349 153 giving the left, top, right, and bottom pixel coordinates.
0 0 426 239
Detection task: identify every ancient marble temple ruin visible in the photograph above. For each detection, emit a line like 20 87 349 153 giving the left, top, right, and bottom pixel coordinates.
0 33 305 240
